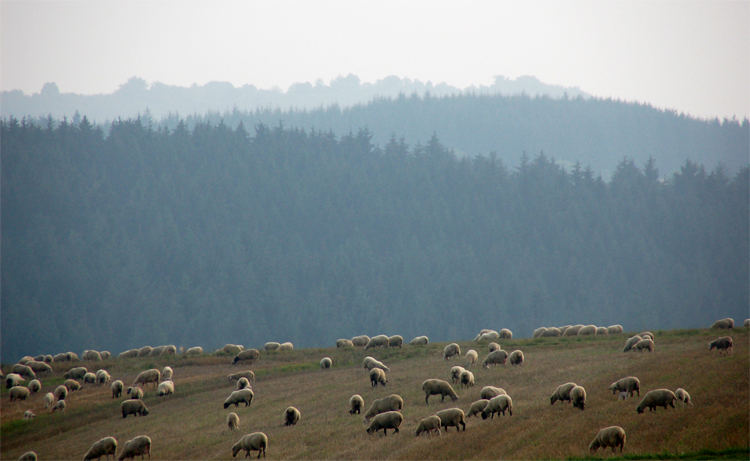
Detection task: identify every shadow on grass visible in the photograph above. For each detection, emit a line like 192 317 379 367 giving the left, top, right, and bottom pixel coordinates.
567 447 750 460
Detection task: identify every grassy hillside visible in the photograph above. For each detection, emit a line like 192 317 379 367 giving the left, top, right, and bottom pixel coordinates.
1 328 748 460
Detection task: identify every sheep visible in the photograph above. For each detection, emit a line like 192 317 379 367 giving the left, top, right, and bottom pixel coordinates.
349 394 364 415
54 384 68 401
578 325 597 336
63 366 87 380
607 324 624 334
675 388 693 406
96 369 111 384
408 335 429 345
467 399 490 418
388 335 404 348
26 361 52 374
370 368 387 387
509 350 524 366
532 327 547 338
83 436 118 461
9 386 30 401
363 394 404 421
118 435 151 461
464 349 478 367
542 327 562 337
126 386 143 400
564 325 583 336
227 412 240 431
366 410 403 435
27 379 41 393
17 452 37 461
224 388 254 408
550 382 576 405
637 388 677 413
233 349 260 364
137 346 153 357
111 380 124 399
100 351 111 360
422 379 459 404
499 328 513 339
609 376 640 398
83 372 97 384
571 385 586 410
264 342 280 351
365 335 389 349
149 345 167 356
284 406 301 426
133 368 161 389
157 380 174 396
711 317 734 329
24 410 35 419
480 386 506 400
185 346 203 356
639 331 655 341
482 349 509 368
65 379 81 392
488 342 501 353
236 377 251 390
221 344 244 355
589 426 626 454
320 357 333 369
443 343 461 360
435 408 466 432
228 370 256 383
744 319 750 327
231 432 267 459
709 336 734 354
623 335 642 352
634 338 655 352
118 349 139 359
476 330 500 342
450 366 466 384
278 342 294 351
52 399 66 412
43 392 55 408
351 335 370 347
459 370 475 388
481 394 513 418
161 366 173 380
12 364 36 380
596 326 609 335
415 414 442 437
362 356 389 372
336 339 354 348
121 399 150 418
6 373 24 389
82 350 102 361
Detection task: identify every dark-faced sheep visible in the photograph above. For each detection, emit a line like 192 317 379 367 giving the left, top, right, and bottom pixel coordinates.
224 388 254 408
126 386 143 400
480 386 506 400
711 318 734 329
509 350 524 366
366 411 403 435
636 388 676 413
54 384 68 401
236 377 251 390
488 342 501 352
27 379 41 393
284 406 300 426
422 379 458 404
589 426 626 454
551 382 576 405
6 373 24 389
111 380 124 399
365 335 389 350
132 368 160 389
233 349 260 365
121 399 149 418
231 432 267 458
709 336 733 354
227 412 240 431
388 335 403 348
609 376 640 398
459 370 475 388
571 385 586 410
349 394 364 415
370 368 387 387
435 408 466 432
415 415 442 437
83 436 118 461
467 399 490 417
450 366 466 384
118 435 151 461
443 343 461 360
320 357 332 369
157 380 174 396
363 394 403 421
481 394 513 418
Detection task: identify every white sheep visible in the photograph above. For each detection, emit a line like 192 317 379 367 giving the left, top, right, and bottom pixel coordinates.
464 349 478 367
118 435 151 461
415 414 442 437
408 336 429 345
233 349 260 364
607 324 624 334
634 338 655 352
481 394 513 418
43 392 55 408
509 350 524 366
320 357 332 369
499 328 513 339
623 335 642 352
53 385 68 401
278 342 294 351
236 377 251 390
636 389 677 413
435 408 466 432
95 369 111 384
126 386 143 400
111 380 124 399
6 373 25 389
284 406 301 426
83 436 118 461
185 346 203 356
488 342 501 353
480 386 506 400
157 380 174 396
467 399 490 418
609 376 640 398
365 335 389 349
366 411 403 435
228 370 256 383
161 366 173 380
264 342 281 351
362 356 389 372
449 366 466 384
63 366 87 380
17 451 37 461
27 379 41 393
336 339 354 348
227 412 240 431
482 349 508 368
64 379 81 392
370 368 387 387
443 343 461 360
711 317 734 329
363 394 404 421
589 426 626 454
349 394 364 415
23 410 35 419
121 399 149 418
9 386 30 402
52 399 66 412
550 382 576 405
422 379 458 404
675 388 693 406
83 372 97 384
231 432 268 458
224 388 254 408
459 370 475 388
132 368 160 389
571 385 586 410
388 335 403 348
351 335 370 347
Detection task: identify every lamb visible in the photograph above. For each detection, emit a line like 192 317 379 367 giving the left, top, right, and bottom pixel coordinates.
711 317 734 329
83 372 97 384
6 373 24 389
82 350 102 361
236 377 251 390
388 335 404 348
571 385 586 410
27 379 41 393
121 399 149 418
127 386 143 400
362 356 389 372
609 376 640 398
54 384 68 401
363 394 404 421
351 335 370 347
157 380 174 396
284 406 301 426
349 394 364 414
96 369 111 384
161 366 173 380
111 380 124 398
133 369 160 389
480 386 507 400
443 343 461 360
185 346 203 356
264 342 280 351
422 378 459 404
481 394 513 418
675 388 693 406
231 432 267 459
227 412 240 431
623 335 642 352
11 364 36 380
449 366 466 384
228 370 255 383
83 436 118 461
637 388 676 413
459 370 475 388
415 415 442 437
17 451 37 461
370 368 387 387
366 411 403 435
336 339 354 348
224 388 254 408
233 349 260 364
607 324 624 334
435 408 466 432
488 342 501 352
589 426 626 454
634 338 655 352
278 342 294 351
118 435 151 461
709 336 733 354
509 350 524 366
320 357 332 369
467 399 490 417
409 336 429 345
365 335 389 349
43 392 55 408
65 379 81 392
499 328 513 339
482 349 509 368
9 386 30 401
52 399 66 412
24 410 35 419
464 349 478 367
550 382 576 405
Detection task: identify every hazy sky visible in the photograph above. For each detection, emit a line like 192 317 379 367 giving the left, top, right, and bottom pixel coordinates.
2 0 748 119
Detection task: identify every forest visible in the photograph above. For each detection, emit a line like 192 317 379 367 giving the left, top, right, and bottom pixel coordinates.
1 116 747 362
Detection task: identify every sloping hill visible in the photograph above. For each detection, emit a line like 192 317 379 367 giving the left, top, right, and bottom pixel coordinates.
1 327 748 460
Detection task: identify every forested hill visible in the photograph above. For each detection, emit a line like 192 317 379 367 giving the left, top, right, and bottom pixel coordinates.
1 118 748 362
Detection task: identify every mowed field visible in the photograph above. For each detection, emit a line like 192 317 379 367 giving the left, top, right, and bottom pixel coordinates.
1 328 748 460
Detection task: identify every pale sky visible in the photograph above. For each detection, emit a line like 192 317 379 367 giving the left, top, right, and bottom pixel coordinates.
1 0 748 120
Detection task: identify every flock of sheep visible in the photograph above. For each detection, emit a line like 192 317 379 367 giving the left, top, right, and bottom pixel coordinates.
3 317 745 460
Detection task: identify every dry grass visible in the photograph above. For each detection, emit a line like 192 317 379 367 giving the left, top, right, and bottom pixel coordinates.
1 328 747 460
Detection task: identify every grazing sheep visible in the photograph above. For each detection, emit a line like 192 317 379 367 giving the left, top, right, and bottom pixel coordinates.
100 351 111 360
9 386 30 401
161 345 177 356
637 388 677 413
227 412 240 431
137 346 153 357
422 379 459 404
388 335 404 348
133 369 161 389
11 364 36 380
634 338 655 352
542 327 563 337
459 370 475 388
744 319 750 327
82 350 102 361
509 350 524 366
52 399 66 412
320 357 332 369
709 336 734 354
126 387 143 400
111 380 124 399
366 410 403 435
481 394 513 418
589 426 626 454
675 388 693 406
221 344 243 355
233 349 261 365
17 452 37 461
639 331 655 341
351 335 370 347
349 394 364 415
464 349 478 367
578 325 597 336
54 385 68 401
18 355 34 364
284 406 301 426
118 435 151 461
83 436 118 461
482 349 509 368
224 388 254 408
488 342 501 353
499 328 513 339
6 373 24 389
278 342 294 351
415 415 442 437
231 432 267 459
596 326 609 335
365 335 389 349
264 342 280 351
532 327 547 338
435 408 466 432
370 368 387 387
623 335 642 352
363 394 404 421
64 379 81 392
609 376 640 398
228 370 256 383
43 392 55 408
480 386 506 400
185 346 203 356
27 379 41 393
96 369 111 385
467 399 490 417
550 382 577 405
443 343 461 360
408 336 429 345
362 356 389 372
121 399 150 418
336 339 354 348
157 380 174 396
571 385 586 410
477 330 500 342
25 361 52 374
24 410 35 419
118 349 139 359
161 366 173 380
83 372 97 384
607 324 624 334
564 325 583 336
711 318 734 329
450 366 466 384
150 346 167 357
236 377 251 390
